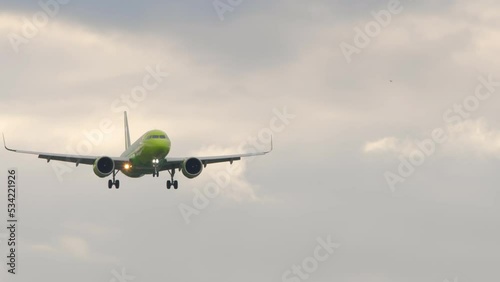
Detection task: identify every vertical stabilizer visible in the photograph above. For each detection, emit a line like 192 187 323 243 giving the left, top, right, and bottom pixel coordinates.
124 112 131 150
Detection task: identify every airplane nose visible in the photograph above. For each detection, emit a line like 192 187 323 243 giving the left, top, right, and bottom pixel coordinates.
148 139 170 155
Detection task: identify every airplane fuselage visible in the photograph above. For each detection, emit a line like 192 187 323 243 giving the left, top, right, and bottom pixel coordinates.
120 129 171 177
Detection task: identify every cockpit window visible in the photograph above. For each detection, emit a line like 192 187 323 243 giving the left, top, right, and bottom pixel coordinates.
145 134 167 140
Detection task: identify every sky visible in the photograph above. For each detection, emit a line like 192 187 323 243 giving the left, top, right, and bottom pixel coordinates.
1 0 500 281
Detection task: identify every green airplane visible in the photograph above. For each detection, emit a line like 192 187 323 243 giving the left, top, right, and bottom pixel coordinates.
3 112 272 189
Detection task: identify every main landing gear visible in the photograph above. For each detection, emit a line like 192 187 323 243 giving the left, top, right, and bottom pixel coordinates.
108 170 120 189
166 169 178 189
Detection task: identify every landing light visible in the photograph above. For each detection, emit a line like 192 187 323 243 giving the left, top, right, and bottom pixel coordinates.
124 163 132 170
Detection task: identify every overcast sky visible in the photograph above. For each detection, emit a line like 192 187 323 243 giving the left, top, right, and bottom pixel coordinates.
1 0 500 281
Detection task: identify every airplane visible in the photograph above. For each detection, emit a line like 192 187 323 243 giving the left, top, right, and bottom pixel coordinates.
3 112 272 189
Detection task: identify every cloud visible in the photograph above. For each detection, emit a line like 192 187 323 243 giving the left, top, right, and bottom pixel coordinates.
0 11 168 83
63 222 120 238
364 118 500 158
29 222 120 264
59 236 90 260
190 145 264 202
444 118 500 157
30 235 118 263
363 136 411 154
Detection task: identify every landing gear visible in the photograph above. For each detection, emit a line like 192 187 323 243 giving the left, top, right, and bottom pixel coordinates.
108 170 120 189
152 158 160 177
166 169 178 189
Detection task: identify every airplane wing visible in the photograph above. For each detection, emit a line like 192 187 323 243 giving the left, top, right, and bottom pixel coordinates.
161 151 271 170
3 134 130 167
159 139 273 171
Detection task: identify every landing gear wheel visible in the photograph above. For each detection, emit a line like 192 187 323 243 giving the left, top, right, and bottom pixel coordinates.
108 170 120 189
166 169 178 189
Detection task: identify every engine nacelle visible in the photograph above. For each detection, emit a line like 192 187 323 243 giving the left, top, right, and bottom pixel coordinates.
93 156 115 178
181 157 203 179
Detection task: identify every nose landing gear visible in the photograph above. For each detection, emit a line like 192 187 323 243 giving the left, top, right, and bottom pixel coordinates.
152 158 160 177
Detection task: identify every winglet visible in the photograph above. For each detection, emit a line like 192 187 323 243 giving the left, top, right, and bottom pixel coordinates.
267 135 273 153
3 134 15 152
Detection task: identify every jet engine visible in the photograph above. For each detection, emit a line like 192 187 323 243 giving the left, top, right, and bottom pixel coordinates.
93 156 115 178
181 157 203 179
